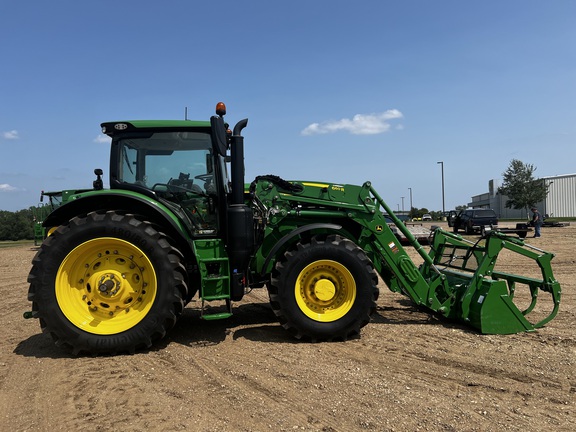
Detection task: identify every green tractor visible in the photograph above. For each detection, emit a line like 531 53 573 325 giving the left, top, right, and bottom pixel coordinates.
32 189 94 245
26 103 562 354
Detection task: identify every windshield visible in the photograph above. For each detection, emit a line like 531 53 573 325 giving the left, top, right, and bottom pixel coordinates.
116 130 223 235
117 131 215 194
474 210 496 217
48 194 63 207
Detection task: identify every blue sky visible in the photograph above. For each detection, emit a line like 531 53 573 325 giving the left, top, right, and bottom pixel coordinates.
1 1 574 212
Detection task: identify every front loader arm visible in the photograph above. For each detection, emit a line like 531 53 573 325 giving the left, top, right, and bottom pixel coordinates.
354 183 458 316
356 182 561 333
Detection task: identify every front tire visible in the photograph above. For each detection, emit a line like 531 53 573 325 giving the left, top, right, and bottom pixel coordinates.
27 211 187 355
268 235 379 341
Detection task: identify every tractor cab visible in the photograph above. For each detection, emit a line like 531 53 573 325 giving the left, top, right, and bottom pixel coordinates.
104 126 223 235
100 107 238 237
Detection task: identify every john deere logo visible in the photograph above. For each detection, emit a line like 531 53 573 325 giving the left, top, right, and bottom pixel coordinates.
376 225 383 232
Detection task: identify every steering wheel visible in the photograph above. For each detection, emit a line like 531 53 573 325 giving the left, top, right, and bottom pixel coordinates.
151 183 207 226
194 174 213 183
152 183 191 194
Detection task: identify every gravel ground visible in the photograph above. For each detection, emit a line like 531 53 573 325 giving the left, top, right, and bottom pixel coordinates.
0 223 574 431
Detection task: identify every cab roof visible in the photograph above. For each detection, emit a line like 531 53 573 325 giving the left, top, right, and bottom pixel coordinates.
101 120 211 136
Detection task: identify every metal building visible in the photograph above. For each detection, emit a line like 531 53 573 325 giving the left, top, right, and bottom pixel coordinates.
469 173 576 219
540 173 576 218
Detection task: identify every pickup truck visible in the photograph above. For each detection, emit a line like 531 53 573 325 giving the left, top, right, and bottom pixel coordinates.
447 209 498 235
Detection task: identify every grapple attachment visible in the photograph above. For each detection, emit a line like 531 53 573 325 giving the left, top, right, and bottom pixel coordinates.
364 183 561 335
423 230 561 334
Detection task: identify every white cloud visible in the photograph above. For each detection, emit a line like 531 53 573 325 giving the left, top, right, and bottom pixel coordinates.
93 134 110 143
301 110 404 136
2 130 19 140
0 183 19 192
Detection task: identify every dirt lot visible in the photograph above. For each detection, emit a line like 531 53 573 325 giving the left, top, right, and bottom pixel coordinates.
1 223 574 431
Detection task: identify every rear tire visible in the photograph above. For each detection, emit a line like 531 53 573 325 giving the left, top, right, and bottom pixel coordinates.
27 211 187 355
268 235 379 341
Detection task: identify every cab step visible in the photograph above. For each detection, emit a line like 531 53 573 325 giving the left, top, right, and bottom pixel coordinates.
193 239 233 320
200 298 232 320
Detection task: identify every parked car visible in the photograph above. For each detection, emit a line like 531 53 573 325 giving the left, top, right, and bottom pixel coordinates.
422 213 432 221
447 209 498 235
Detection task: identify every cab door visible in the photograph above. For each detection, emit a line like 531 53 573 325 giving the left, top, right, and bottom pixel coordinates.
447 210 458 227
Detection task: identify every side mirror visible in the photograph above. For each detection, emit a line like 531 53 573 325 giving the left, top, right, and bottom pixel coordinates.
210 116 228 157
93 168 104 190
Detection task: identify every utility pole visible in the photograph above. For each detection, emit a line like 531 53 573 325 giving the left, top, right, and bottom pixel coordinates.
437 161 445 214
408 187 413 216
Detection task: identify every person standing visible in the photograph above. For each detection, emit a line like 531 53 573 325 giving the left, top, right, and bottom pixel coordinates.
531 207 543 238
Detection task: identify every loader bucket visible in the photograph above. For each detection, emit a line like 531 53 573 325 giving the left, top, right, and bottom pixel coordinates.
426 230 561 335
466 277 552 334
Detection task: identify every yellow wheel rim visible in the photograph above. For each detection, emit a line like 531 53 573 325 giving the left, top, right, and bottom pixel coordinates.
56 238 157 335
295 259 356 322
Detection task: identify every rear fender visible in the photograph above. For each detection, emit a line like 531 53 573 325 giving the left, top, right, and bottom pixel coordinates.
42 191 193 255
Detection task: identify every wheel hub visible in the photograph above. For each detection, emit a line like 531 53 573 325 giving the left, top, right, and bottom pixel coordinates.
313 279 336 301
98 275 119 295
81 255 146 316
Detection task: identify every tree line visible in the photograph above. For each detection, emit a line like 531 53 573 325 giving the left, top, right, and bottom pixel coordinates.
0 209 36 241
